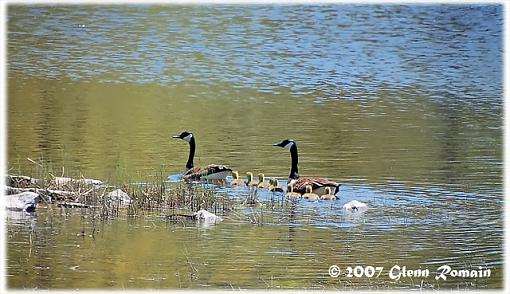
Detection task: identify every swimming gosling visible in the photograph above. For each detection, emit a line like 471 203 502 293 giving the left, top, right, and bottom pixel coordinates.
302 185 320 201
269 178 284 192
245 172 257 187
285 184 301 199
257 173 270 189
303 185 320 201
320 187 337 200
230 171 246 187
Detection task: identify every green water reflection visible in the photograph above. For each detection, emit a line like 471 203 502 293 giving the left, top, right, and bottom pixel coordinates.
8 78 502 191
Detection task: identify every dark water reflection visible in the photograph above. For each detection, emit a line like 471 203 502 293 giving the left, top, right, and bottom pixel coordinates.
6 4 503 290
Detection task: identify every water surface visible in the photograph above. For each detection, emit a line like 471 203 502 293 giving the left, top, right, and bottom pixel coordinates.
6 4 503 290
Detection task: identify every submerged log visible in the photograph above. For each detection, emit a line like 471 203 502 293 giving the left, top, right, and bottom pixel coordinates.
166 210 223 226
7 174 104 191
53 176 104 188
57 202 96 209
166 213 196 221
5 174 127 210
6 175 40 188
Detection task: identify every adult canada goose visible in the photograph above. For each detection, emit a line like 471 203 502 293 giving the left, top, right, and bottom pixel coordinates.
230 171 246 187
302 185 320 201
285 184 301 199
320 187 337 200
257 173 270 189
273 139 340 195
245 172 258 187
172 131 232 181
269 178 284 192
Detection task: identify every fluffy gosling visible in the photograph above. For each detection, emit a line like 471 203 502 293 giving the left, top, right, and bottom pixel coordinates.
245 172 257 187
230 171 246 187
285 184 301 199
257 173 270 189
269 178 284 192
302 185 320 201
320 186 337 200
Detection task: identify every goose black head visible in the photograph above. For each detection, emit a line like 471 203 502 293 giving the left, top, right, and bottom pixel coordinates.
172 131 193 142
273 139 295 150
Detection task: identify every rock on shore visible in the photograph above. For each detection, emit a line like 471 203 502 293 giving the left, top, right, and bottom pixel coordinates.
5 192 39 212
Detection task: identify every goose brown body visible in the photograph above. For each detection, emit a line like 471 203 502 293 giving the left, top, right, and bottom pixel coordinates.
183 164 232 181
291 177 340 195
274 139 340 196
173 131 232 181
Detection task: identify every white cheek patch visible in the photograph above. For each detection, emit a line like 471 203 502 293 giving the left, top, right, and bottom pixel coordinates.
183 133 193 142
283 142 294 150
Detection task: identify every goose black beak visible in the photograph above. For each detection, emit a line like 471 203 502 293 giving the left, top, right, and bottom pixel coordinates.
172 135 181 139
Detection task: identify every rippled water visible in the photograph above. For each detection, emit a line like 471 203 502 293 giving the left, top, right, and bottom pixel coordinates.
6 4 503 290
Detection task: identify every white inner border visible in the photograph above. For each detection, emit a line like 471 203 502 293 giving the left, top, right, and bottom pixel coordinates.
1 1 508 293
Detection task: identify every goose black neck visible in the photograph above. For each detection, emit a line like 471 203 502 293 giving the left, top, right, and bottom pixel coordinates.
289 144 299 180
186 137 196 169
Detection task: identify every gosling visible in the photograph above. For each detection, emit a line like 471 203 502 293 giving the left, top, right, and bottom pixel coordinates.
269 178 284 192
285 184 301 199
302 185 320 201
320 186 337 200
230 171 246 187
245 172 258 187
257 173 270 189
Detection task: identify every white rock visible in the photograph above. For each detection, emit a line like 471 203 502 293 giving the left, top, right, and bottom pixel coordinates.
5 192 39 212
342 200 368 213
106 189 132 206
193 209 222 225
